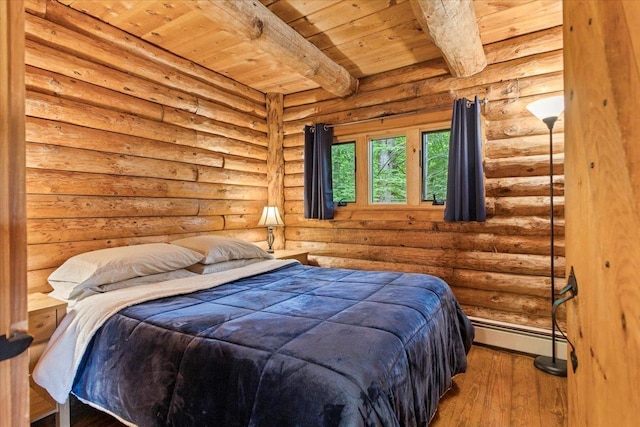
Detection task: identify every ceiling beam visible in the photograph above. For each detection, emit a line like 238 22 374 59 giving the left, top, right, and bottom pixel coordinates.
189 0 358 98
410 0 487 78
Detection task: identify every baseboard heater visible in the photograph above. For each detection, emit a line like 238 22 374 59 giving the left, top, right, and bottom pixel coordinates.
469 317 567 360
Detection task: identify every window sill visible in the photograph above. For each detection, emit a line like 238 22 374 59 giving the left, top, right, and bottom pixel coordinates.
334 203 445 212
332 204 446 222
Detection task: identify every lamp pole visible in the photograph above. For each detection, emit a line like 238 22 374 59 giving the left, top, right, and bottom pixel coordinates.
526 95 567 377
532 115 568 377
548 118 556 365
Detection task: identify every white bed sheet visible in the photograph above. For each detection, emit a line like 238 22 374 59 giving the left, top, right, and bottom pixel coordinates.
32 259 298 404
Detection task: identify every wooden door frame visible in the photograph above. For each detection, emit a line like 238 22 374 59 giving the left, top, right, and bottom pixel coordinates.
0 0 28 426
564 1 640 425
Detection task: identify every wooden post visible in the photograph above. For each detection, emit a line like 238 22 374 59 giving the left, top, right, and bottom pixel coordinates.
564 1 640 425
0 0 29 426
266 93 285 250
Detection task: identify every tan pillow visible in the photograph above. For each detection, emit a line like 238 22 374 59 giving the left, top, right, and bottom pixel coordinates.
171 235 272 265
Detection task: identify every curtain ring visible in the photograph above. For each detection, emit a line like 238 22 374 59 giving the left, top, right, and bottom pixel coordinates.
464 98 488 108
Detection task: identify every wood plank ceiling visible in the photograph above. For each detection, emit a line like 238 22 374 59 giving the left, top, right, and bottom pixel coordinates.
57 0 562 95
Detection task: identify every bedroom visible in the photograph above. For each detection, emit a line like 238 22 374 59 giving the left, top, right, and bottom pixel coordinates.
1 0 638 426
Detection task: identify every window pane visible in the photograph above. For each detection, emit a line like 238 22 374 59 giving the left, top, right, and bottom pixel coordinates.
370 136 406 203
422 130 450 202
331 142 356 203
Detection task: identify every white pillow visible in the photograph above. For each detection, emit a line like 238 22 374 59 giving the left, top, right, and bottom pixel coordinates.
48 243 204 299
99 268 199 292
170 235 273 265
50 269 200 303
185 258 266 274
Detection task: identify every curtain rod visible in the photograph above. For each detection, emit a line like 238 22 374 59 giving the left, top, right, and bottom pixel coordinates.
310 97 488 130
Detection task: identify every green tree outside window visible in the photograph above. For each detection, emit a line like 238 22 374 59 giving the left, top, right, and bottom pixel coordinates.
331 142 356 203
370 136 406 203
422 130 450 202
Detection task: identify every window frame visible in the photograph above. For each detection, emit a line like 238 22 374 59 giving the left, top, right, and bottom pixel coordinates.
331 117 450 210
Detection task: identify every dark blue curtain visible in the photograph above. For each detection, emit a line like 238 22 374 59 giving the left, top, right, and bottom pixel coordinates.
444 96 486 222
304 123 334 219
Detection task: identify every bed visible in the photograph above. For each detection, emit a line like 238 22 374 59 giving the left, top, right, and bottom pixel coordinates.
33 236 474 427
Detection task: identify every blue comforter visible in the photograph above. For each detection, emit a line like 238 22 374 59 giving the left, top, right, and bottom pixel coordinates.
72 264 474 426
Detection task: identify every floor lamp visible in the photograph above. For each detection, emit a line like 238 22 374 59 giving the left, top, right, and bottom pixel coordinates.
526 95 567 377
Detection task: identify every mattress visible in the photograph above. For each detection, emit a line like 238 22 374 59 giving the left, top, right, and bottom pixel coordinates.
36 261 473 426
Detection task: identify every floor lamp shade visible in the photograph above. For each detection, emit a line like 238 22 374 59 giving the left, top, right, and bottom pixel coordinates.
526 96 565 122
257 206 284 253
526 95 567 376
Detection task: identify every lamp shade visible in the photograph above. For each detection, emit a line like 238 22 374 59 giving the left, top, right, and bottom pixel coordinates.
526 95 565 121
257 206 284 227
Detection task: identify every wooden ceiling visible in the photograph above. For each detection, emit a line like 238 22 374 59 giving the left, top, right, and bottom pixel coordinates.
57 0 562 96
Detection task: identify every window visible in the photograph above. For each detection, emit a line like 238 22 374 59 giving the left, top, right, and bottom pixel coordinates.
421 129 450 202
369 136 406 204
330 115 450 209
331 141 356 203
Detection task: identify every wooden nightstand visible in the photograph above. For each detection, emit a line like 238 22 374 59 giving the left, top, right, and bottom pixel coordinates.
28 292 67 423
272 249 309 265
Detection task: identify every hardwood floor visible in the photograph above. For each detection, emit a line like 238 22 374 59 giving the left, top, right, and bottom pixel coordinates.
32 345 567 427
431 345 568 427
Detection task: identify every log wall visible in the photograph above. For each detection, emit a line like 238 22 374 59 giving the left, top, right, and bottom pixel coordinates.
23 0 566 331
24 0 268 293
282 26 566 329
